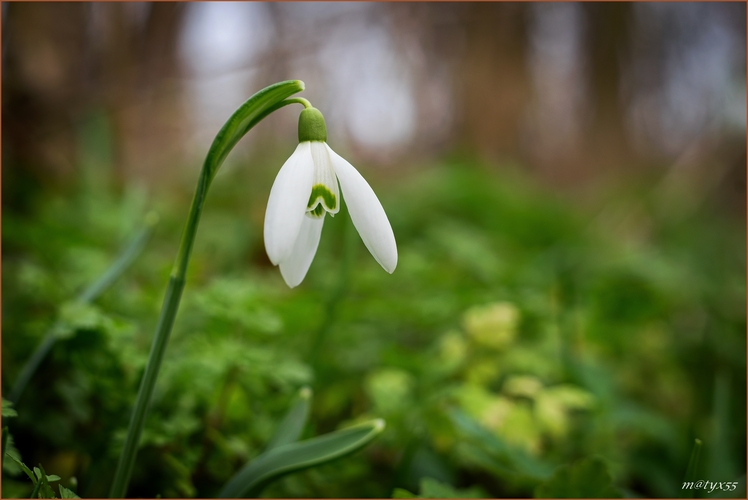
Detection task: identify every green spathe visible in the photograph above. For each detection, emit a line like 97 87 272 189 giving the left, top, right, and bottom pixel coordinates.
298 107 327 142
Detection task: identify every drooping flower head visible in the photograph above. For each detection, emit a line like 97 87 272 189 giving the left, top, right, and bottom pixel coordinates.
264 106 397 287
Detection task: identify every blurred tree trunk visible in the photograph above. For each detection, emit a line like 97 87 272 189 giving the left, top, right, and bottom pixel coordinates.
2 2 190 201
115 2 188 185
452 3 532 162
583 2 635 172
384 3 463 158
98 2 188 185
2 2 89 211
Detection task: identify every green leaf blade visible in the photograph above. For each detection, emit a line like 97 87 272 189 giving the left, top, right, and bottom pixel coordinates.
30 477 43 499
219 419 385 498
36 464 56 499
682 438 702 499
266 387 312 450
8 454 36 484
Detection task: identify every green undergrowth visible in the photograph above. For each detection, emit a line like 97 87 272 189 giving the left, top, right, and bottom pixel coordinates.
2 156 745 498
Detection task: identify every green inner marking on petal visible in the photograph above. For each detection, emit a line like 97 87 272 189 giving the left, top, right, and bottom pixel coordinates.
307 184 337 211
307 204 326 218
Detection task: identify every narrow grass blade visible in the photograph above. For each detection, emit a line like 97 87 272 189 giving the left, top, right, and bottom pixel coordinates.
266 387 312 450
219 419 385 498
8 454 36 484
708 373 735 481
682 438 702 498
76 212 158 303
8 214 158 405
36 463 54 499
30 477 42 499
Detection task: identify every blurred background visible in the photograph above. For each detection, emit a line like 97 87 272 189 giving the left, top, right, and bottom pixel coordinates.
2 2 745 498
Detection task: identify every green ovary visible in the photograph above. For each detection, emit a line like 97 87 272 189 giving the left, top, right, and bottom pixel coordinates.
307 184 337 218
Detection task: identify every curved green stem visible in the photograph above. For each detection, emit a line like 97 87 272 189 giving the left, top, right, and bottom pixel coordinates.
285 97 313 109
109 80 306 498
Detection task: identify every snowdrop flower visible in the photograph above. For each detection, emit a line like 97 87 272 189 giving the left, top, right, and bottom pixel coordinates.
264 107 397 287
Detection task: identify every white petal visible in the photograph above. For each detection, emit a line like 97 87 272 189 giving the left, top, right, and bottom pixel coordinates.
326 144 398 273
308 142 340 215
264 142 314 265
279 215 325 288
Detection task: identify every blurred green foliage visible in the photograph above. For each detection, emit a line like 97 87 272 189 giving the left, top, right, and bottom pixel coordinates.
534 457 621 498
2 149 745 498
